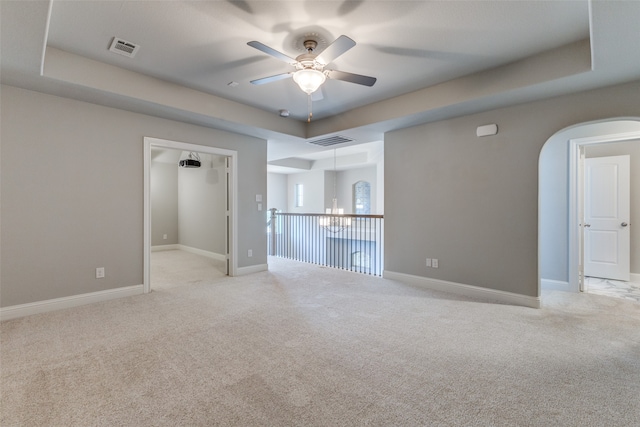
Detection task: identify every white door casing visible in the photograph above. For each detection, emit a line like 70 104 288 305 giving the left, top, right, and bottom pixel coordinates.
583 155 630 281
143 137 238 293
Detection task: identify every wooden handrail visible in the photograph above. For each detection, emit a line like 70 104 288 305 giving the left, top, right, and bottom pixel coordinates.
272 212 383 219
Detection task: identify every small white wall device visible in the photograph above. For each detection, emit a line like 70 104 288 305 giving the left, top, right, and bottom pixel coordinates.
476 124 498 137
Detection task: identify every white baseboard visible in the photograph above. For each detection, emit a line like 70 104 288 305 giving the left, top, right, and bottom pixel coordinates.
177 245 227 262
151 244 227 262
0 285 144 321
541 278 571 291
151 244 179 252
631 273 640 282
236 264 268 276
384 271 540 309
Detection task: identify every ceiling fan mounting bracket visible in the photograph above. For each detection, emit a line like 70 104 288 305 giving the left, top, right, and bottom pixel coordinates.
303 39 318 53
292 32 328 54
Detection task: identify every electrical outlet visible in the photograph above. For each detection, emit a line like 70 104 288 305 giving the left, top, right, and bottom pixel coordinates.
432 259 439 268
426 258 432 267
96 267 105 279
163 234 168 240
248 249 253 257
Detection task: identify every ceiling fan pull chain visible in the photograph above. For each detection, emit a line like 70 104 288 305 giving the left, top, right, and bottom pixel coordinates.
308 94 313 122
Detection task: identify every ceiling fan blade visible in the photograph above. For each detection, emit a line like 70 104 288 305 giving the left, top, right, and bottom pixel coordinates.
316 35 356 65
250 73 293 85
326 70 376 87
247 41 296 64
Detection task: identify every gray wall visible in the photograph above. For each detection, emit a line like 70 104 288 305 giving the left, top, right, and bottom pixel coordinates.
280 166 379 214
267 172 288 213
287 170 326 213
539 121 640 283
586 140 640 275
336 166 378 214
151 161 179 246
385 80 640 297
178 153 227 255
1 85 267 307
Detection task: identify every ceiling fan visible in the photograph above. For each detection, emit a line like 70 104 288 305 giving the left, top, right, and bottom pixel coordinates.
247 35 377 99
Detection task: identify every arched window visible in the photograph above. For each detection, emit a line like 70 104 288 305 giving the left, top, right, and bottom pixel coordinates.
353 181 371 214
352 251 370 270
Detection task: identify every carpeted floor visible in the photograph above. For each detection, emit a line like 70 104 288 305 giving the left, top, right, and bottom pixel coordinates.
1 252 639 426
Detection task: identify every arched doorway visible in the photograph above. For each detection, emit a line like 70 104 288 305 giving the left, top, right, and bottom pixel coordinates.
538 118 640 295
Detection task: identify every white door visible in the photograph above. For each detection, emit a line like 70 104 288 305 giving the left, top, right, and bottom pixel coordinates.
583 155 630 281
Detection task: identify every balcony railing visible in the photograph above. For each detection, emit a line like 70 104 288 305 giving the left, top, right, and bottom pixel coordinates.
268 209 384 276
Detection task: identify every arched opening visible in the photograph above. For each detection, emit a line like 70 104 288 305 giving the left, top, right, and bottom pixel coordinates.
353 180 371 214
538 118 640 298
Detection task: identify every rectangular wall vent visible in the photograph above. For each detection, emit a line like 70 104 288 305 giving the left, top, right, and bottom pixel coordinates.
308 135 354 147
109 38 140 58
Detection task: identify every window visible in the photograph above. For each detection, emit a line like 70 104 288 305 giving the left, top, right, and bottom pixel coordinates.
295 184 304 207
353 181 371 214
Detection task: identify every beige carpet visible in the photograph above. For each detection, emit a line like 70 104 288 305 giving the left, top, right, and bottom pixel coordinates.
2 252 640 426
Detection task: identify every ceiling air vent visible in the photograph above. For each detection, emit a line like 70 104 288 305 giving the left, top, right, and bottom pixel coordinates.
109 37 140 58
308 135 353 147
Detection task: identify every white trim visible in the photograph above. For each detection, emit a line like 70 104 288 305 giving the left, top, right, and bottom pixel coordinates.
541 278 571 292
0 285 144 321
631 273 640 283
151 244 179 252
144 139 152 293
151 244 226 261
177 245 226 262
587 0 595 71
568 129 640 293
384 271 541 309
40 0 54 76
144 137 238 294
236 264 268 276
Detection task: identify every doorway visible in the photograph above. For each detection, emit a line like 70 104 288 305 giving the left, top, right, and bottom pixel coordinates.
583 154 630 281
143 137 238 293
538 118 640 300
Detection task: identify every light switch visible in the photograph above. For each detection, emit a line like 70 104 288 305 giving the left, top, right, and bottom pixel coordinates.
256 194 262 202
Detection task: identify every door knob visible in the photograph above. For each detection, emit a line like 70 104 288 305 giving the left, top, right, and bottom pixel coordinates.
621 222 628 227
584 224 591 228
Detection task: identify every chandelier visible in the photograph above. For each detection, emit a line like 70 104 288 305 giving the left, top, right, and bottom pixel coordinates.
319 149 351 232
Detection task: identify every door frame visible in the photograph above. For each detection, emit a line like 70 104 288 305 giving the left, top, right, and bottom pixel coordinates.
568 131 640 292
143 137 238 293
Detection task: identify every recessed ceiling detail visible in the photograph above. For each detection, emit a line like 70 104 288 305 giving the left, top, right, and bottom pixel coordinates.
308 135 354 147
35 0 598 123
108 37 139 58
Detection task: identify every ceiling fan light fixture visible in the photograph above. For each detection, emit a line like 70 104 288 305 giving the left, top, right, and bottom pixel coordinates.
293 68 326 94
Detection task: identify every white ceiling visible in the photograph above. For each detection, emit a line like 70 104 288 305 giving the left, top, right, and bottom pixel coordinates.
2 1 640 171
45 0 588 120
